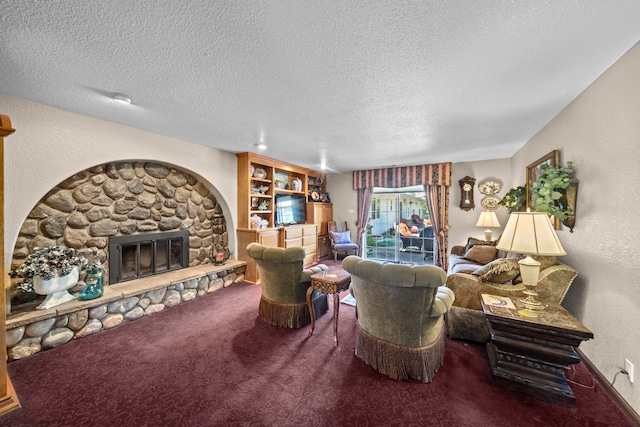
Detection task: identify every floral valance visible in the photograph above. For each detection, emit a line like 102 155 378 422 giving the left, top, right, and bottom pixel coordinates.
352 163 451 189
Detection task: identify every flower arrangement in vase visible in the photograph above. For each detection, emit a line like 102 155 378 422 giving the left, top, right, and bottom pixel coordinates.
9 246 90 309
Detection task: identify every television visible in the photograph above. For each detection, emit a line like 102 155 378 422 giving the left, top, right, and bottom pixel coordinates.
275 193 307 226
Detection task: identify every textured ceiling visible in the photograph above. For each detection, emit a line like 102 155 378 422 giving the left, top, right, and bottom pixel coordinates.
1 1 639 173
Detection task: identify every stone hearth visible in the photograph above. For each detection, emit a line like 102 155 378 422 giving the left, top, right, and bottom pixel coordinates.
6 261 246 361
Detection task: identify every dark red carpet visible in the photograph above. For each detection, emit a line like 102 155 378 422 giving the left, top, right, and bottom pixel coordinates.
0 281 634 427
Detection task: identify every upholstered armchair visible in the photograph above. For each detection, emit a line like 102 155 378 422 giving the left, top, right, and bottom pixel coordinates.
342 256 454 383
246 242 329 329
328 221 359 262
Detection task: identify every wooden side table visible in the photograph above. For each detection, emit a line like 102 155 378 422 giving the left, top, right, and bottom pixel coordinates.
480 294 594 405
307 269 351 346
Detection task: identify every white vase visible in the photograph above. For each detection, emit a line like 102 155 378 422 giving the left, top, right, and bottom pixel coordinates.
32 266 79 310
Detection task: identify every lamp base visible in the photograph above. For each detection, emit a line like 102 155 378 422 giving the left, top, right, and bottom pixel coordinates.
516 281 546 317
483 229 493 241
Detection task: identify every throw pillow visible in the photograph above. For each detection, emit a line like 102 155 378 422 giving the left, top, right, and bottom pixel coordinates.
463 245 497 265
531 255 559 271
464 237 497 253
473 258 520 283
329 231 351 244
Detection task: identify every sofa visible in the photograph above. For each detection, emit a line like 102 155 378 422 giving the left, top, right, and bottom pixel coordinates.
343 256 454 383
445 237 578 342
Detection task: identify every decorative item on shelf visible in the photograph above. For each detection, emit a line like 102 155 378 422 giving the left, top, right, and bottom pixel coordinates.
212 248 225 265
9 246 90 310
499 186 526 213
259 185 269 194
258 199 270 210
496 210 566 318
79 249 103 301
481 196 500 211
320 193 327 202
254 167 267 179
458 176 476 211
274 171 289 189
79 267 104 301
478 181 502 196
311 191 320 201
475 211 500 241
251 185 260 194
260 219 269 228
250 214 262 229
291 177 302 192
324 193 331 203
531 161 578 232
250 165 255 177
251 197 258 208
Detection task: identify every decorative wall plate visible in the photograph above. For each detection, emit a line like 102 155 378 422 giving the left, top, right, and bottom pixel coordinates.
254 167 267 179
320 194 327 202
479 181 502 196
311 191 320 201
481 196 501 211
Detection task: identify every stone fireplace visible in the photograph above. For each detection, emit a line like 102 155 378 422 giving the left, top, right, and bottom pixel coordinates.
6 160 247 361
9 160 230 309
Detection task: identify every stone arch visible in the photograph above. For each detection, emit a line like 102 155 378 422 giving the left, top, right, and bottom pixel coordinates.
10 160 229 308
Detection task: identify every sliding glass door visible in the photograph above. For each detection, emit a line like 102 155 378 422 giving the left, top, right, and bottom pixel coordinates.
364 186 435 265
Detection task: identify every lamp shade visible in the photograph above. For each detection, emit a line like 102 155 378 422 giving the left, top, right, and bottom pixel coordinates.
475 211 500 228
496 211 566 256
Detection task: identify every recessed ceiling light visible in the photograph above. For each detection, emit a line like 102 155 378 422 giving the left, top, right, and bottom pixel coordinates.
112 93 132 104
255 143 267 150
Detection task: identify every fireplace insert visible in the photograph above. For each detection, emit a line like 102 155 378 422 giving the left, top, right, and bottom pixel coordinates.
108 231 189 284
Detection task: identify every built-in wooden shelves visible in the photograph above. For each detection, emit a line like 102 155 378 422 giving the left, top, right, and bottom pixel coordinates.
236 152 332 283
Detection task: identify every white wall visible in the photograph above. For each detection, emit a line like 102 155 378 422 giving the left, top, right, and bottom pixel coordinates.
511 41 640 411
326 172 359 242
448 158 512 248
1 94 239 266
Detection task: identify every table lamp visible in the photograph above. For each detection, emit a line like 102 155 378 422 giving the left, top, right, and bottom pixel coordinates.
496 210 566 317
476 211 500 241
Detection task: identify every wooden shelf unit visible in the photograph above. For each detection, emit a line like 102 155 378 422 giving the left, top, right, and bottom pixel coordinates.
237 152 314 229
236 152 331 283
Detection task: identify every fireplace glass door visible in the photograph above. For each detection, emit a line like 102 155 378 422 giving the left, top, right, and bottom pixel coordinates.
109 231 189 284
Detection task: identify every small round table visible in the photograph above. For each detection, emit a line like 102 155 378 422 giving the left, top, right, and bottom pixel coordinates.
307 269 352 347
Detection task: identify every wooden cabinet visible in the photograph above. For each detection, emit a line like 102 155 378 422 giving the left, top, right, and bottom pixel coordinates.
280 224 317 268
239 225 318 284
306 202 332 235
237 228 280 283
317 234 331 261
306 202 333 261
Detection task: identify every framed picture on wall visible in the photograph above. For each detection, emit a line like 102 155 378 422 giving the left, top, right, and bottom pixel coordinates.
526 149 560 228
526 150 558 209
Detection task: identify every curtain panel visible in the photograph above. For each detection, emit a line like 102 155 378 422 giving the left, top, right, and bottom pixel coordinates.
352 163 452 269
